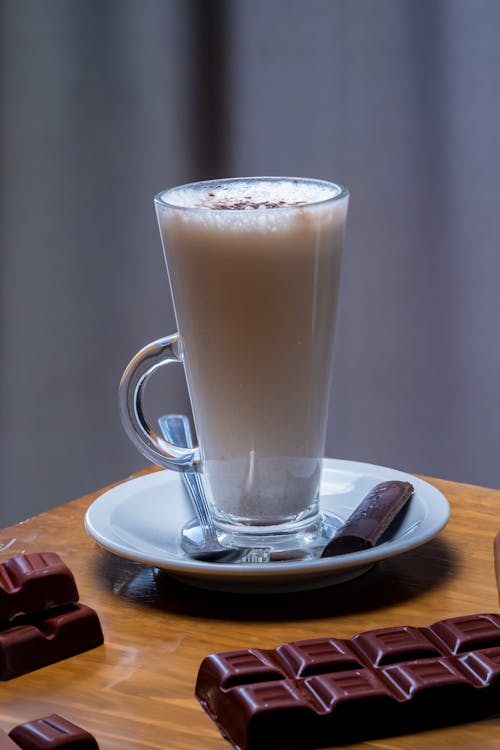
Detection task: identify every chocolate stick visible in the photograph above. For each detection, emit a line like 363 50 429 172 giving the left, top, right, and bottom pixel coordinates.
321 480 414 557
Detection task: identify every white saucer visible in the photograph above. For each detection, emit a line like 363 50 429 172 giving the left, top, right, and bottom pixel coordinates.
84 459 450 594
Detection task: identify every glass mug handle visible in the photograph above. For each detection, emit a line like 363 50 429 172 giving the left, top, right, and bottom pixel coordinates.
118 333 201 472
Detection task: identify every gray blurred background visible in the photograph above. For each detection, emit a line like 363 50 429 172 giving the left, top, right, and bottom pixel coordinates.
1 0 499 526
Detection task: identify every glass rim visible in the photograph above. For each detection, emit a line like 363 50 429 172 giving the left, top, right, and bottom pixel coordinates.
154 176 349 212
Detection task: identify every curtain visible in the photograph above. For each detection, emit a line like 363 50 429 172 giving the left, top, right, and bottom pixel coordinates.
1 0 500 525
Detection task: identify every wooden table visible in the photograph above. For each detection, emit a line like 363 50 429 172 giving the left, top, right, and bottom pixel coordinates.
0 471 499 750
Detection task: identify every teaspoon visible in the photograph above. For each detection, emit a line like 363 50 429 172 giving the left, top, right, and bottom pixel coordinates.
158 414 270 563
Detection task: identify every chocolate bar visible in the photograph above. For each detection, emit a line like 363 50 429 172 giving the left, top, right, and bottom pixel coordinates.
0 553 79 621
196 612 500 749
0 604 104 680
321 480 414 557
9 715 99 750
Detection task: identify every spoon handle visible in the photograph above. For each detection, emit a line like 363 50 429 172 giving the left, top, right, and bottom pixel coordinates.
182 472 217 536
158 414 219 540
159 413 195 449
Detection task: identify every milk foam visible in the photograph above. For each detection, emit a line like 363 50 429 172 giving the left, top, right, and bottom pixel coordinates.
160 178 342 210
157 178 345 232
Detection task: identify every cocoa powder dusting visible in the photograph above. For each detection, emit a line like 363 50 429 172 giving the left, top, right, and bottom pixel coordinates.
195 195 309 210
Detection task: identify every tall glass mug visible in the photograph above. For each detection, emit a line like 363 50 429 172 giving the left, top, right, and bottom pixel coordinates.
119 177 349 559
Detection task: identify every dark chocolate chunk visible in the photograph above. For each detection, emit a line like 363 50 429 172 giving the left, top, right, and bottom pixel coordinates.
9 715 99 750
321 480 414 557
0 553 79 621
196 612 500 749
0 604 104 680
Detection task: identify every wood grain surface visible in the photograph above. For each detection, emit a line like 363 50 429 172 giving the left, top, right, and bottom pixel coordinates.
0 470 499 750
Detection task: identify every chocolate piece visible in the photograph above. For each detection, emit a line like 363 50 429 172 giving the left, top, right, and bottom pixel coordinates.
0 553 79 622
9 715 99 750
321 480 414 557
0 604 104 680
196 612 500 749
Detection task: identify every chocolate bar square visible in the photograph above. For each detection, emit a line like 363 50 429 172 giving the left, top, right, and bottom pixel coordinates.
9 715 99 750
0 554 78 622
